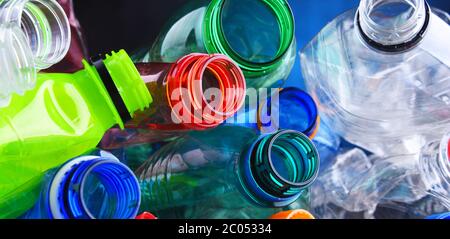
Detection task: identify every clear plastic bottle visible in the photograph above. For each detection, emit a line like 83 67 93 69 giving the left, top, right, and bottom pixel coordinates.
0 50 152 218
100 53 246 149
0 0 71 106
132 0 297 89
135 126 320 219
310 132 450 218
301 0 450 156
20 150 140 219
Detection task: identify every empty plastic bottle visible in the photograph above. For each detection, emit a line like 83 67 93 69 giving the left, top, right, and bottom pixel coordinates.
0 50 152 218
20 150 140 219
225 87 320 138
301 0 450 156
0 0 71 106
100 53 246 149
135 126 319 219
133 0 297 89
310 132 450 218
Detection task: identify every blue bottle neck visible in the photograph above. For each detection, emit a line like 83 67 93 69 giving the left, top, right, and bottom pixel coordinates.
227 87 319 137
45 154 140 219
237 130 320 207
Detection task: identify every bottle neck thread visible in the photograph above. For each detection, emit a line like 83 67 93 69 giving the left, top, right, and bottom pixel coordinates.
47 154 140 219
0 0 71 69
166 53 246 130
357 0 430 52
239 130 319 207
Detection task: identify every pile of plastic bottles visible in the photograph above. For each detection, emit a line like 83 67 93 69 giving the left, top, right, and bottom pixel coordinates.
0 0 449 219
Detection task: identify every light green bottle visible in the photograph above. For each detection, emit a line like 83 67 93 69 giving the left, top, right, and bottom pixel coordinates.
0 50 152 218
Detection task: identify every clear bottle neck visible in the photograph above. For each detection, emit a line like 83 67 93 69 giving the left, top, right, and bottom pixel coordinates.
357 0 429 52
419 133 450 207
0 0 71 69
47 152 141 219
238 130 320 207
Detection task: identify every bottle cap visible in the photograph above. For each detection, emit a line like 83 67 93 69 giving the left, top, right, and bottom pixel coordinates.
136 212 158 219
269 209 315 219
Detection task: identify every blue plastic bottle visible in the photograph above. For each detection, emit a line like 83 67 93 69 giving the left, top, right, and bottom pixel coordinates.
226 87 319 137
20 150 140 219
135 126 320 219
427 212 450 219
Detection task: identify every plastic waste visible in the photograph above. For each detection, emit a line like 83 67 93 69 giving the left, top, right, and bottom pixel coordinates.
301 0 450 156
0 0 71 106
0 50 152 218
100 53 246 149
224 87 320 137
132 0 297 88
311 132 450 218
20 150 140 219
135 126 319 219
269 209 315 219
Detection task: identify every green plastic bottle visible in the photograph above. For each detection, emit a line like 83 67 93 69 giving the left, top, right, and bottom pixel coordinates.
0 50 152 218
133 0 296 89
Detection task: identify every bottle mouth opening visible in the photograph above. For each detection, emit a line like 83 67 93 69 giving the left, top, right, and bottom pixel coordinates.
204 0 294 76
240 130 319 206
167 53 246 130
356 0 429 52
0 0 71 69
0 24 36 106
258 88 319 137
49 156 140 219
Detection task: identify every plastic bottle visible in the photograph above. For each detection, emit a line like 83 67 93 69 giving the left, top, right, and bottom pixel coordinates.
311 132 450 218
224 87 320 138
20 150 140 219
135 126 319 219
46 0 89 73
132 0 297 89
100 53 246 149
0 50 152 218
301 0 450 156
0 0 71 106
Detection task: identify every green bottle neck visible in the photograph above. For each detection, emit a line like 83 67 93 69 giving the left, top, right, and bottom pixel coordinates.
78 50 153 129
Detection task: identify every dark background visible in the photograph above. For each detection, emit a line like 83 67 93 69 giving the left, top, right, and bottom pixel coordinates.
73 0 450 87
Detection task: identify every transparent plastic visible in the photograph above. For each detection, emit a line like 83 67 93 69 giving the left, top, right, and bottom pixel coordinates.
301 0 450 156
225 87 320 137
310 133 450 219
135 126 319 219
100 53 246 149
0 50 151 218
0 0 70 106
20 150 140 219
132 0 297 89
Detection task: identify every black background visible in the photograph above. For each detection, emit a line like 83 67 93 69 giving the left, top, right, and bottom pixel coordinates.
74 0 188 56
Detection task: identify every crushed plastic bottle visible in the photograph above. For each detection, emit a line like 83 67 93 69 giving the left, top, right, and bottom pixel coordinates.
311 132 450 219
301 0 450 156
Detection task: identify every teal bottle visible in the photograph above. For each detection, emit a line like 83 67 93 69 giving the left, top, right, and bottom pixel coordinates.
136 126 319 219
